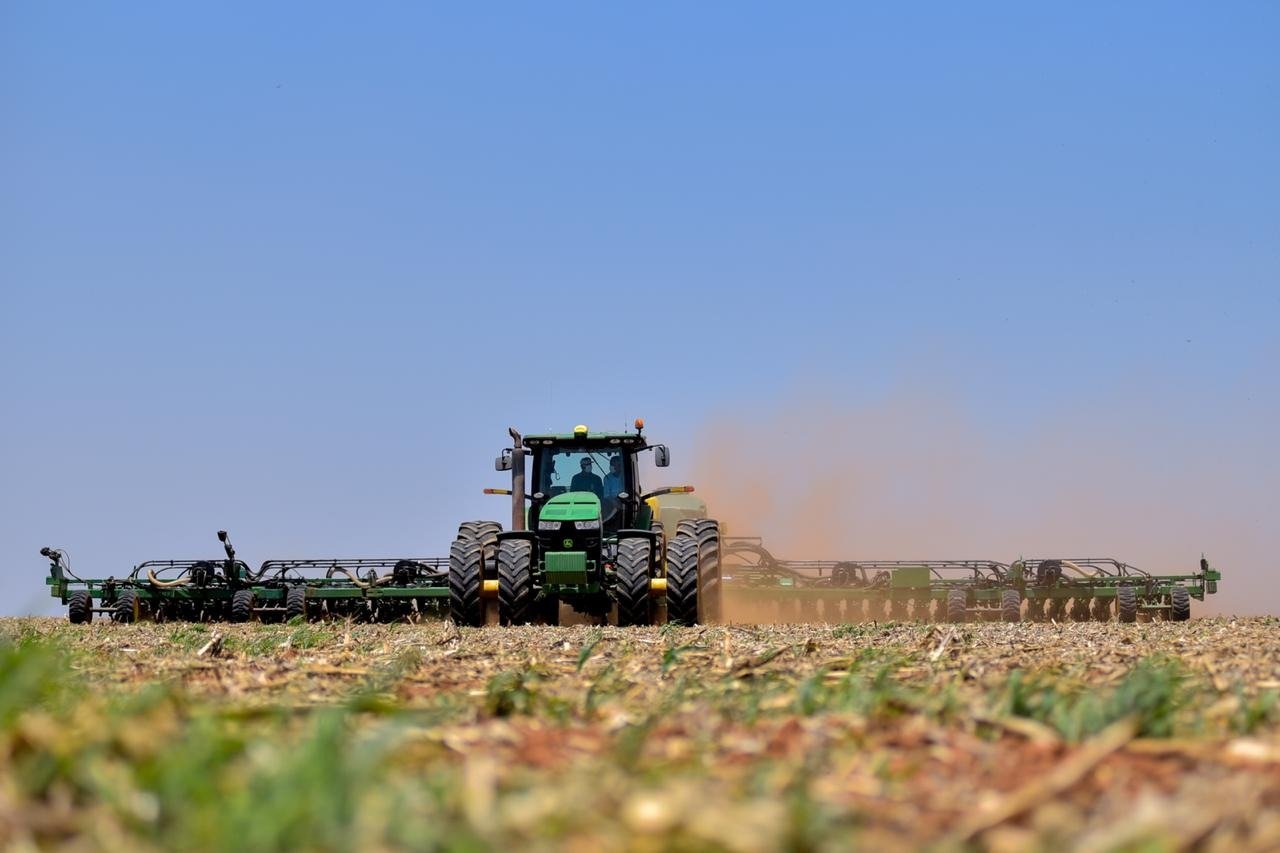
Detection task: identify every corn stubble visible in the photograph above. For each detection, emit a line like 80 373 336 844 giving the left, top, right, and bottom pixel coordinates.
2 617 1279 850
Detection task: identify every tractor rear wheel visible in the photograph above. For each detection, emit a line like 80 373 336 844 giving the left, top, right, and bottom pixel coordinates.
456 521 502 546
615 538 654 627
497 540 535 626
1170 586 1191 621
286 586 307 622
448 540 485 627
230 590 255 623
1001 589 1021 623
68 590 93 624
114 589 138 623
947 589 967 623
665 536 699 625
1117 586 1138 623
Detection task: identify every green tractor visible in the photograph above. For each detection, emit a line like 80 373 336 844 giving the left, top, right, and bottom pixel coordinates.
448 422 723 627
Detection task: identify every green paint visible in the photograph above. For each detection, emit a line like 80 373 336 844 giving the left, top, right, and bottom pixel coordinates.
539 492 601 523
544 551 590 585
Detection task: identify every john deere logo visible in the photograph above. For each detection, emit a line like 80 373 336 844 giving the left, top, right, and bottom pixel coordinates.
563 538 574 548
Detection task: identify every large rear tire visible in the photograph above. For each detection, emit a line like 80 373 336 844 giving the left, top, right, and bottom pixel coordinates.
947 589 967 623
497 540 535 626
1170 586 1191 621
1001 589 1021 623
114 589 138 623
665 537 699 625
230 589 254 623
1117 586 1138 623
615 538 653 627
449 540 485 627
68 590 93 624
456 521 502 546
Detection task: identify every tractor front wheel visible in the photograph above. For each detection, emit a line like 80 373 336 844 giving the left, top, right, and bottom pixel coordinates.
68 590 93 624
665 537 699 625
615 538 654 627
497 540 535 626
1170 586 1191 621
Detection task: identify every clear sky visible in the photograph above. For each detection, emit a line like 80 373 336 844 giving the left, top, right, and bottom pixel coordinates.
2 4 1276 615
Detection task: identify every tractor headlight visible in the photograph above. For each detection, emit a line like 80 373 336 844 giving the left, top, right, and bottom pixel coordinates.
574 520 600 531
537 520 562 531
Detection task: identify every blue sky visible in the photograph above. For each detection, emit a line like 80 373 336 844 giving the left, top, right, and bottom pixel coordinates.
2 4 1276 615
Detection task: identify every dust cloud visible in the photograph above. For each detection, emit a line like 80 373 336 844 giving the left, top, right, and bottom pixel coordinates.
692 382 1279 617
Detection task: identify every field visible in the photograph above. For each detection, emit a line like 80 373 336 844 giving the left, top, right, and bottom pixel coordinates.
3 617 1280 851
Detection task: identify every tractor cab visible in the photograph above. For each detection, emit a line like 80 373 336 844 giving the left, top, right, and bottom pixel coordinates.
524 428 649 537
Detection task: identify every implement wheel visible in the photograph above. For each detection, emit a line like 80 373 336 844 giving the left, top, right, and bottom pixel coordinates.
1117 586 1138 623
665 536 699 625
947 589 967 623
286 586 307 622
1170 586 1191 622
230 589 255 623
113 589 138 623
1001 589 1021 623
615 538 654 627
497 540 535 626
448 540 485 627
68 590 93 624
1091 597 1112 622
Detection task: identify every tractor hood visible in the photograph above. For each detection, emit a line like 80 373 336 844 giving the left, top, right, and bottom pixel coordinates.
540 492 601 522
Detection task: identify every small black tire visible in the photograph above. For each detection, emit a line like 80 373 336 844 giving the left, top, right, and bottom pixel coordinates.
1091 597 1112 622
114 589 138 623
497 539 535 626
230 589 255 623
285 586 307 622
1117 586 1138 623
947 589 967 623
615 538 654 627
1001 589 1021 623
448 540 485 627
1071 598 1092 623
1170 586 1191 622
68 590 93 624
665 536 699 625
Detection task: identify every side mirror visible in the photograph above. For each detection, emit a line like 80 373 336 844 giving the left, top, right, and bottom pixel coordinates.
495 450 512 471
653 445 670 468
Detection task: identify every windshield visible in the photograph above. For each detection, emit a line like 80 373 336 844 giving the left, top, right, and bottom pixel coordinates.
536 449 627 500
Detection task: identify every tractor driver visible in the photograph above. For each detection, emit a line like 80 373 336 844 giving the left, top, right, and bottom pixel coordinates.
570 456 604 499
603 455 624 499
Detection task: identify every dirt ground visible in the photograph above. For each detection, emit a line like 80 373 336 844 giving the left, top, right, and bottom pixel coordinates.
3 616 1280 850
